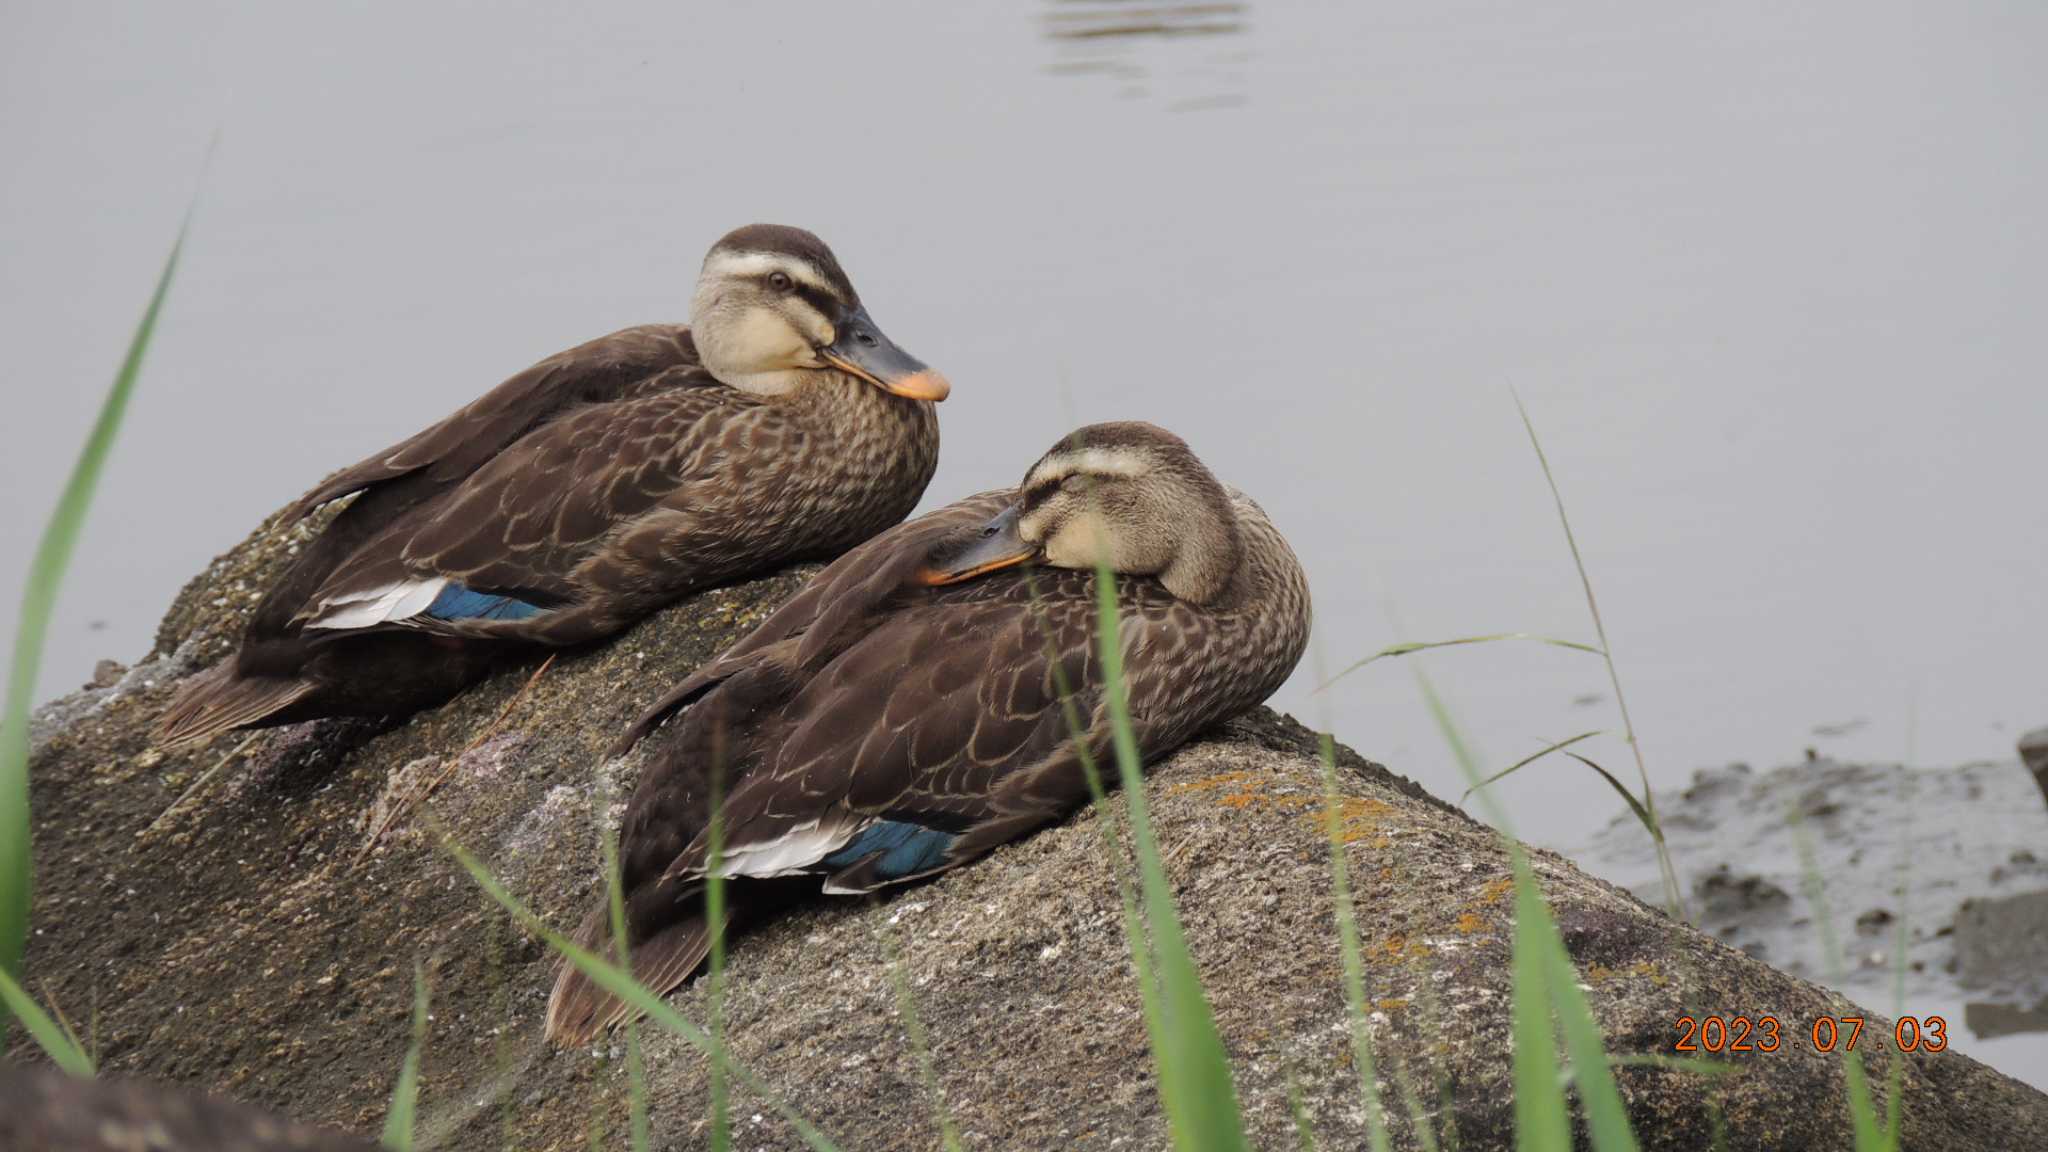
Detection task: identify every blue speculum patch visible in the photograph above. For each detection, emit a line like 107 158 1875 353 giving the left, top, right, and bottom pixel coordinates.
822 820 957 879
423 583 546 622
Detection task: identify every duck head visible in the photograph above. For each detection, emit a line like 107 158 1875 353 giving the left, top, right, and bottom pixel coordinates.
689 224 950 402
923 422 1245 605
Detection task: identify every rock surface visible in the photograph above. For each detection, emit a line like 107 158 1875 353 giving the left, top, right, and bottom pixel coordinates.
12 508 2048 1150
2021 727 2048 809
0 1064 378 1151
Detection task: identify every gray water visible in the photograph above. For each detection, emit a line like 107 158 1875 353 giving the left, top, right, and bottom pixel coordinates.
5 4 2045 857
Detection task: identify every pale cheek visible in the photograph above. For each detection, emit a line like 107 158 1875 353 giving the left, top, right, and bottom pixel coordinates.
1043 512 1115 570
795 305 835 348
727 310 810 370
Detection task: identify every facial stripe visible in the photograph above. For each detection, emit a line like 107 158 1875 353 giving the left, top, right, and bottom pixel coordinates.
790 283 842 322
1027 447 1151 488
702 251 838 296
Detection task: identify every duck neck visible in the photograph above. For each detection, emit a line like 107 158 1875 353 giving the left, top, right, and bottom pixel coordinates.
1160 501 1246 606
776 368 940 485
1226 497 1312 633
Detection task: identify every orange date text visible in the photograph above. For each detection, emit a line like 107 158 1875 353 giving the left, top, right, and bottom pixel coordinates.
1672 1015 1947 1054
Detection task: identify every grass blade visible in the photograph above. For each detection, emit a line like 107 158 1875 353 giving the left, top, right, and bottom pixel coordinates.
1508 861 1572 1151
1317 733 1392 1152
1788 815 1889 1151
880 925 965 1152
381 964 430 1151
1458 732 1606 806
2 221 186 1022
1511 390 1684 920
705 750 730 1152
441 837 843 1152
1416 668 1638 1151
0 964 95 1077
1560 753 1658 843
1095 561 1251 1151
1317 634 1601 694
600 828 651 1152
1027 579 1174 1130
1536 879 1638 1152
1284 1062 1319 1152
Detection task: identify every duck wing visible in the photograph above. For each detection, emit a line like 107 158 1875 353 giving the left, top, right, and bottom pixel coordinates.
285 325 700 519
611 491 1017 752
285 377 783 643
241 325 702 645
658 569 1201 895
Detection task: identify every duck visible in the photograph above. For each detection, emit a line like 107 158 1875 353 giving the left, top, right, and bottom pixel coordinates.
547 421 1311 1045
155 224 947 748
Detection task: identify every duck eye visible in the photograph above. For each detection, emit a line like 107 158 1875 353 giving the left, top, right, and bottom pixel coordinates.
980 524 999 538
768 271 792 291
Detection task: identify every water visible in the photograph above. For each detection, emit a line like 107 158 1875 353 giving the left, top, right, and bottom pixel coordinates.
4 7 2045 857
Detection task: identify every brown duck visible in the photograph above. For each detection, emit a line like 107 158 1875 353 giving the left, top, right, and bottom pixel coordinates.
548 421 1312 1045
156 224 946 747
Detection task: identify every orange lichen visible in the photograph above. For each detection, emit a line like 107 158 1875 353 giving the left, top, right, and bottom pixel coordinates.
1478 876 1515 905
1170 771 1266 794
1454 912 1485 935
1376 934 1433 962
1300 796 1396 844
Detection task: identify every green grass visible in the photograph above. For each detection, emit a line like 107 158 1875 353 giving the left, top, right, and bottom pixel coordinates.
381 964 431 1151
1511 391 1684 921
600 828 652 1152
1316 733 1393 1152
1415 667 1641 1151
879 923 965 1152
1092 559 1252 1150
2 220 186 1049
1788 815 1896 1151
1318 634 1603 693
444 836 843 1152
703 752 732 1152
0 964 95 1077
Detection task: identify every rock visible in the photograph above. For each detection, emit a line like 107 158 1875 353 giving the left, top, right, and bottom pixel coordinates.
2021 727 2048 810
1694 864 1793 924
11 509 2048 1150
0 1064 377 1151
1969 998 2048 1042
1955 891 2048 997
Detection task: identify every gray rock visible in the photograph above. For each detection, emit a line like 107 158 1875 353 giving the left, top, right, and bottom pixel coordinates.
0 1065 377 1151
2021 727 2048 810
1956 890 2048 996
11 507 2048 1150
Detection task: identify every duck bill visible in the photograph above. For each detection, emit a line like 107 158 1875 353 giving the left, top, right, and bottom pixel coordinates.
918 505 1036 586
820 306 951 401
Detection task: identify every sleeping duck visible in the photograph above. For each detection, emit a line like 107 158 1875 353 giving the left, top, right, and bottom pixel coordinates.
155 224 947 747
548 421 1311 1045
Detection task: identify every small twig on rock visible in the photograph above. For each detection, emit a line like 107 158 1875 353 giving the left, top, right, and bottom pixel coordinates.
358 654 556 862
138 732 262 840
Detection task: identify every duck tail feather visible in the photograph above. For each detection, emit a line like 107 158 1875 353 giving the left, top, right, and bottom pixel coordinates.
545 905 717 1048
153 662 316 750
